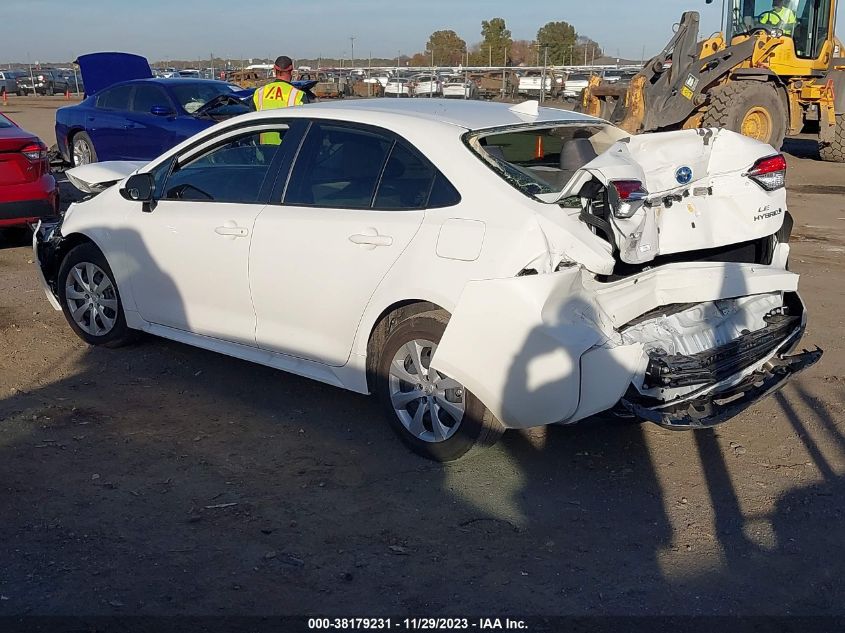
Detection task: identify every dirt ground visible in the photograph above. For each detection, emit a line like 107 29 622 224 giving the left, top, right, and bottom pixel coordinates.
1 95 844 618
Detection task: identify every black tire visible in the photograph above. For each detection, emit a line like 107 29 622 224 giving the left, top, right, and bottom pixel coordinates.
46 84 54 96
57 242 135 348
71 131 97 166
17 90 23 97
701 81 787 149
819 114 845 162
375 309 504 462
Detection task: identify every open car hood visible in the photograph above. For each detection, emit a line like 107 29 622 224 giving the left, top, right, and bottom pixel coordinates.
75 52 153 96
65 161 146 194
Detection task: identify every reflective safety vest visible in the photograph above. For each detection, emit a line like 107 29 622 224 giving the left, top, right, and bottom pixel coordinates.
760 6 797 33
253 81 304 144
253 81 305 110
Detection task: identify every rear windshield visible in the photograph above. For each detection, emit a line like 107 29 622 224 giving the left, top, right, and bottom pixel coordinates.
567 73 591 81
466 123 626 199
0 113 13 129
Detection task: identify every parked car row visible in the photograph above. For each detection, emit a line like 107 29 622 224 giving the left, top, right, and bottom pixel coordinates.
1 69 83 96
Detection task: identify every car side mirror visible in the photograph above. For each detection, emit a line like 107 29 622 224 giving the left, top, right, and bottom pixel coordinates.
150 105 174 117
120 173 155 202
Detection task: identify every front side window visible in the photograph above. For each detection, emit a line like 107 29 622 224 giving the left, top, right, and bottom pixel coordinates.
132 85 170 113
160 128 287 203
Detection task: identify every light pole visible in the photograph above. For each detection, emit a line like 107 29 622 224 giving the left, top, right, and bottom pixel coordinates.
350 36 355 70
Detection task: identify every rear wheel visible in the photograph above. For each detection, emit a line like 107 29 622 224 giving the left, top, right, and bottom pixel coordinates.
819 114 845 163
702 81 787 149
57 243 135 348
71 131 97 166
375 309 504 461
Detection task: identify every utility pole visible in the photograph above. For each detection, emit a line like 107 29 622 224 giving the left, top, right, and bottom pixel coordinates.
502 46 507 98
350 36 355 70
488 44 492 68
540 45 548 104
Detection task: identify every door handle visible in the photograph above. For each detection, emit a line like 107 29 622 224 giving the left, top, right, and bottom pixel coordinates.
349 228 393 249
215 225 249 238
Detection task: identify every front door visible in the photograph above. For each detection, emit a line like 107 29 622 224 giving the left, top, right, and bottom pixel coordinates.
126 126 290 345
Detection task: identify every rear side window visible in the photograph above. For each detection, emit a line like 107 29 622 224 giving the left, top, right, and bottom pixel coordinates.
373 143 435 210
96 85 133 110
132 85 170 113
285 124 392 209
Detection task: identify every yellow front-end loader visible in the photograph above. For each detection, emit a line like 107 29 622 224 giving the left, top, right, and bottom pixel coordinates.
580 0 845 160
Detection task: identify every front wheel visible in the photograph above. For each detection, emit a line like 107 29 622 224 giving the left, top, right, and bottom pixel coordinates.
375 309 504 461
57 243 135 347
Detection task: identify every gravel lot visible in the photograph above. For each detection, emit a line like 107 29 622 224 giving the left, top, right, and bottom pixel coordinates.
1 95 844 617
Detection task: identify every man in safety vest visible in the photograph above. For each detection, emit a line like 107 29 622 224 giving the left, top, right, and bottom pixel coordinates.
253 55 311 110
760 0 797 35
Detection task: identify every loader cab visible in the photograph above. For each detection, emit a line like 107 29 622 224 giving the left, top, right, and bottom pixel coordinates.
726 0 835 60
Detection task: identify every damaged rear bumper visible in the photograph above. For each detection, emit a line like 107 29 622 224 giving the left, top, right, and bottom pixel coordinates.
626 347 822 428
432 254 822 431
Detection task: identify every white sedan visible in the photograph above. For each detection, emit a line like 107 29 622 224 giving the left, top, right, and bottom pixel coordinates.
35 99 820 461
384 77 412 98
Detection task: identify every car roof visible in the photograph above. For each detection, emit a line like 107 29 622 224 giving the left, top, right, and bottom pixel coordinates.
252 98 600 132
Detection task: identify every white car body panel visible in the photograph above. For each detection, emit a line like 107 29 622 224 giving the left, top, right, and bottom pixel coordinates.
249 205 424 366
65 161 146 193
127 199 262 345
563 128 786 264
44 99 812 433
431 250 798 429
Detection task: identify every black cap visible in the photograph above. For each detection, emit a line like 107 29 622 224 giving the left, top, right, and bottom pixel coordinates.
274 55 293 70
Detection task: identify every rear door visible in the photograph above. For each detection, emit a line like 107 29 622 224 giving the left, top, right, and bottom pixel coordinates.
249 121 454 366
87 84 134 160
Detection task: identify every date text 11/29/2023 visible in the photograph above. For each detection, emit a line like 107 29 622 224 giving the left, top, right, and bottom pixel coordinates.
307 618 528 630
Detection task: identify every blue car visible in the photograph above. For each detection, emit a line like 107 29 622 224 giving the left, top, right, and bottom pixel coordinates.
55 52 250 166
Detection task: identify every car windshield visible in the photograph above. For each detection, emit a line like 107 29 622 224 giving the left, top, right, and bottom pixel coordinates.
169 82 235 114
466 123 627 199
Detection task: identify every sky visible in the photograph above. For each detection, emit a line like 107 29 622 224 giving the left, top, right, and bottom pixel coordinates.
3 0 844 64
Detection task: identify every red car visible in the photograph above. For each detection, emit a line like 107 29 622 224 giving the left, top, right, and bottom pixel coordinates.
0 112 58 229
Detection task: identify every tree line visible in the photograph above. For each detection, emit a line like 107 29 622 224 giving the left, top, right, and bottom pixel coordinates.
409 18 604 68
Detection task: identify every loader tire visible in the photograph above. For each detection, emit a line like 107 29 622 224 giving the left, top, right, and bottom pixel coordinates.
819 114 845 163
702 81 787 150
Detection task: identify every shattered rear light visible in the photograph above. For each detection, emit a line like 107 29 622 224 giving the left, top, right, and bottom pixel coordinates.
611 180 648 201
746 154 786 191
608 180 648 218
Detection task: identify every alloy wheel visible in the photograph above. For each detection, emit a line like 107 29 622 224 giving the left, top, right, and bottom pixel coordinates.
65 262 118 336
388 339 466 443
72 137 93 166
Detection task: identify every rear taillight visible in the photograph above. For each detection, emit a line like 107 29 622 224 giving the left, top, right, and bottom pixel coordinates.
21 142 48 162
746 154 786 191
608 179 648 218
